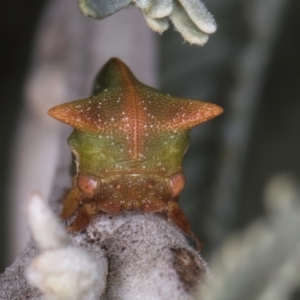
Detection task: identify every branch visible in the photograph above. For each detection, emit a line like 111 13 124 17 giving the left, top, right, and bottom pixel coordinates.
3 172 300 300
1 165 209 300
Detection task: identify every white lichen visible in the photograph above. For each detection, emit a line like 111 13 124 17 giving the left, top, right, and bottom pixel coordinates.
25 194 107 300
77 0 217 45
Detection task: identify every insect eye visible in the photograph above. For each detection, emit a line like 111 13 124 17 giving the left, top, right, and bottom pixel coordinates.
77 175 97 198
170 173 185 197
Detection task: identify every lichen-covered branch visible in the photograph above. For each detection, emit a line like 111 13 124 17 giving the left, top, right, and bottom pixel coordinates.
0 166 209 299
2 171 300 300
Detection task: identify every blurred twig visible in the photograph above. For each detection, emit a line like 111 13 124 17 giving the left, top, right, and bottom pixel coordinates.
197 173 300 300
7 0 158 261
199 204 300 299
211 0 288 245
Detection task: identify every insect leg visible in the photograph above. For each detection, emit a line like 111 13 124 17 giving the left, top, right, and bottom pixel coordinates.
61 187 83 220
167 201 202 250
95 201 121 214
141 201 168 212
67 202 98 232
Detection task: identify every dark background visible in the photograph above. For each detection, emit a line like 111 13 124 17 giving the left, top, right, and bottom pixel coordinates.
1 0 300 281
0 0 46 269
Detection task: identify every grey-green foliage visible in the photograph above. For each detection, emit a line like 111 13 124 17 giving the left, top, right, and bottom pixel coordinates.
77 0 217 45
77 0 131 19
